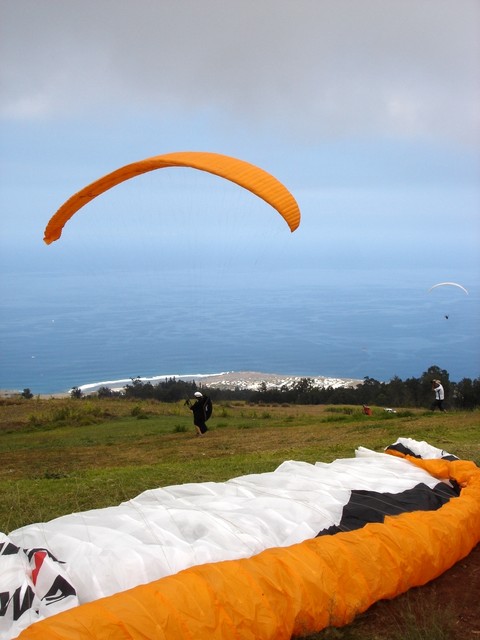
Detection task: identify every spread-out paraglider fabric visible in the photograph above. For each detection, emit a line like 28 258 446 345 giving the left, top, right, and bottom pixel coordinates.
43 152 301 244
3 438 480 639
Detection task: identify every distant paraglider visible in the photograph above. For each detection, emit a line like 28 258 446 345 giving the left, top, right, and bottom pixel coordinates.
428 282 468 320
428 282 469 295
43 151 301 244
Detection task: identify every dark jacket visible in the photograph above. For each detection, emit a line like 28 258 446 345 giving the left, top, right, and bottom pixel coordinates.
190 398 207 423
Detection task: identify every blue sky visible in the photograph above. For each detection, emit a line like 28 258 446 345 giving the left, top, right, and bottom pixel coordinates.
1 1 479 383
1 1 479 273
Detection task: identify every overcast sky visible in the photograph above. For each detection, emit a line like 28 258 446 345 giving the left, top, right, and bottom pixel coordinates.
2 0 479 139
1 0 479 278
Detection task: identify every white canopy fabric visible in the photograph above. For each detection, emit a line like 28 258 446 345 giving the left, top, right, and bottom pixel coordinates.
1 439 455 639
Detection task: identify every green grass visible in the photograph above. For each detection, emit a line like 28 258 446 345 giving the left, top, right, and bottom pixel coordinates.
1 398 478 532
1 398 478 639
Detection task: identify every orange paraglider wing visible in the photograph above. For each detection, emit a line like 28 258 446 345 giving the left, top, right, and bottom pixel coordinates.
43 151 301 244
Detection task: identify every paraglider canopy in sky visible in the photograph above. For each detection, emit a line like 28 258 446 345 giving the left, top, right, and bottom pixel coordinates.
43 151 301 244
428 282 469 295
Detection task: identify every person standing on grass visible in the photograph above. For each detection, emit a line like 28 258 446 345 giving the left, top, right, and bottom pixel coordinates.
185 391 212 436
431 379 446 412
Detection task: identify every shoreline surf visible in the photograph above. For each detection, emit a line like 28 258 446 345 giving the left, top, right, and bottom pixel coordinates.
0 371 364 399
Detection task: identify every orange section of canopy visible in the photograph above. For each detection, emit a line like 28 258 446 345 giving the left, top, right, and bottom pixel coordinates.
18 457 480 640
43 152 301 244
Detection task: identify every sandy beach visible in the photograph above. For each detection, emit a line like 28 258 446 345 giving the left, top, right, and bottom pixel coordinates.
183 371 362 391
61 371 359 398
1 371 362 399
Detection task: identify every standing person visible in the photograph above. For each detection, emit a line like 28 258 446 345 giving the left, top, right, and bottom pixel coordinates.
431 379 446 412
186 391 211 436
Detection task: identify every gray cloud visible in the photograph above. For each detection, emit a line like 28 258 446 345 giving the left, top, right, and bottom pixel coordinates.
1 0 479 143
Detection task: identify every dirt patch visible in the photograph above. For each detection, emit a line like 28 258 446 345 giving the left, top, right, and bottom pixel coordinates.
342 543 480 638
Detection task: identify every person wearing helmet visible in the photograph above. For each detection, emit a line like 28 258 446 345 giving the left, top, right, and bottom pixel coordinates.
186 391 210 436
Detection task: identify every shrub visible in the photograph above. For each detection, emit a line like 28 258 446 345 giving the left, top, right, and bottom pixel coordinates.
173 424 187 433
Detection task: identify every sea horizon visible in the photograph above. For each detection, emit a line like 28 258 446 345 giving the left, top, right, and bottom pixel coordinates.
1 266 478 395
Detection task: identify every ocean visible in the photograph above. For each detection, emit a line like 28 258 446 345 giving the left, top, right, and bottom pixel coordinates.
0 266 478 394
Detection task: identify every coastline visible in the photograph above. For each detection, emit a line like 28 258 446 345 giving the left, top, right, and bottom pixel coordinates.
1 371 363 399
181 371 363 392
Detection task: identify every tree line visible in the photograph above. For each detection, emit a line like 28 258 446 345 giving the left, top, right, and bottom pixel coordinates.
89 365 479 410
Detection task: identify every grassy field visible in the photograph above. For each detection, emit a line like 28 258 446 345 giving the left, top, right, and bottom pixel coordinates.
1 397 479 638
2 397 479 532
